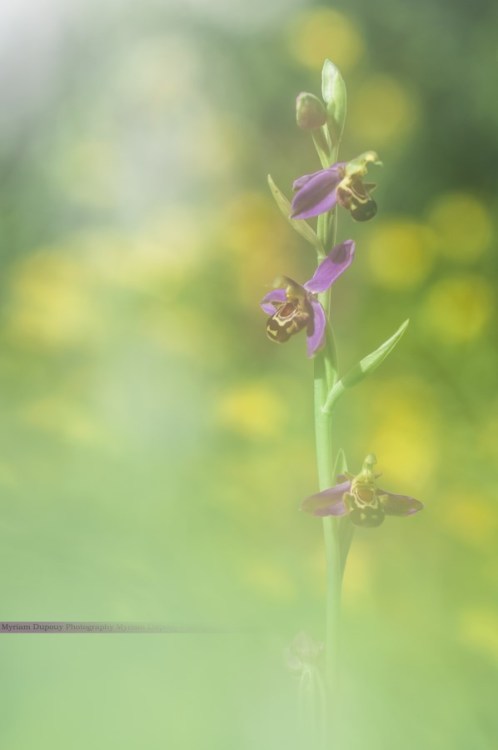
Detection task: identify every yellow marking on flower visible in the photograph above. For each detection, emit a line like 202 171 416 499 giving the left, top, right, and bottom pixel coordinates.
428 192 492 262
459 609 498 663
349 75 419 146
421 275 493 342
366 221 436 289
217 383 285 439
287 9 364 72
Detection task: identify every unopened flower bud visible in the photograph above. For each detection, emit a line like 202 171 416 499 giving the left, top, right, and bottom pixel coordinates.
296 92 327 130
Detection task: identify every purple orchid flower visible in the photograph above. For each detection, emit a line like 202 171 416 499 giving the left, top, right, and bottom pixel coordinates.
291 151 381 222
302 454 423 527
260 240 355 358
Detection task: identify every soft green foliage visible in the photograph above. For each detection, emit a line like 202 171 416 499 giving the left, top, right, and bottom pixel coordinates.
0 1 497 749
323 319 410 411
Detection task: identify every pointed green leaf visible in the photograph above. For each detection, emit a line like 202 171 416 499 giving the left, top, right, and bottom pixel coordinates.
312 126 333 168
341 319 409 389
322 319 410 413
321 59 347 146
267 174 324 252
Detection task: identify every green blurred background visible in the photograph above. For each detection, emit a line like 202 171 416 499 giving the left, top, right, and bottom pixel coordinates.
1 0 497 748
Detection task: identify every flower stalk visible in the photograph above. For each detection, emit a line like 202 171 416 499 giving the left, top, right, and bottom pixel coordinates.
312 141 343 743
261 58 423 749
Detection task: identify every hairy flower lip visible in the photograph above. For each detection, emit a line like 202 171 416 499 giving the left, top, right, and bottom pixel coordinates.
290 152 380 222
260 240 355 357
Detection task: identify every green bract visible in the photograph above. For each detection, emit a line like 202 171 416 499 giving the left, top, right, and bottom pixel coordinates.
321 59 347 146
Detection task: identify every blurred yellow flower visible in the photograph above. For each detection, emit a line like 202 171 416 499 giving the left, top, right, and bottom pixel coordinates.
428 192 492 262
82 212 203 290
223 192 300 307
421 275 493 343
479 402 498 461
20 396 104 445
366 220 435 289
349 75 419 146
460 608 498 663
440 492 496 546
186 110 243 178
342 544 373 606
7 250 100 349
365 378 440 486
287 8 364 72
217 382 285 439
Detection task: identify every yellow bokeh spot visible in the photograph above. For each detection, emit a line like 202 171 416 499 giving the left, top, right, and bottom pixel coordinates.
343 545 372 605
243 559 295 602
217 382 285 439
422 276 493 343
288 9 364 72
366 220 435 289
366 379 439 486
349 75 419 145
460 609 498 663
223 191 300 307
440 492 496 546
479 403 498 461
20 397 104 445
7 249 100 348
226 192 289 260
187 110 242 178
428 192 493 262
82 211 202 290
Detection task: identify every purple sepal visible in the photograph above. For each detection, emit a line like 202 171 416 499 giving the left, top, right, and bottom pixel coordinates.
307 300 327 357
302 480 351 516
304 241 356 294
379 491 424 516
291 164 344 220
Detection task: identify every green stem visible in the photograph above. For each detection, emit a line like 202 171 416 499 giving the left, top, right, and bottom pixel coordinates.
313 146 343 745
314 359 342 713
